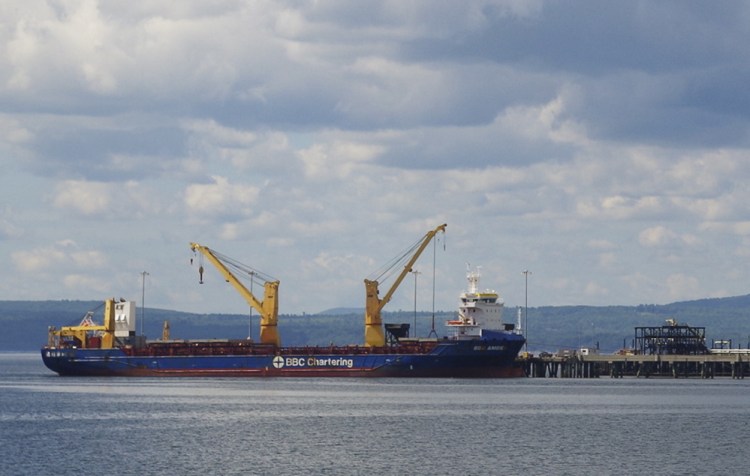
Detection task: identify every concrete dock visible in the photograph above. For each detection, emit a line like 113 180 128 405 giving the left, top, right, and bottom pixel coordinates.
522 351 749 379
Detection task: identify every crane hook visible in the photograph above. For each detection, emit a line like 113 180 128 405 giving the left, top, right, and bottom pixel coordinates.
199 265 204 284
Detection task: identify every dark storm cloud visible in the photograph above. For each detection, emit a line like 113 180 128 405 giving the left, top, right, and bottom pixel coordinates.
28 124 188 180
397 1 750 148
402 2 742 73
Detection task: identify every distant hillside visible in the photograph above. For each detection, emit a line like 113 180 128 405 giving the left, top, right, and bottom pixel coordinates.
3 295 750 352
317 307 364 316
1 301 452 351
526 295 750 352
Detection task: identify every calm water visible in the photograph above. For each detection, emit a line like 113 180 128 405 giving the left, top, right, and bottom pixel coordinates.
1 353 749 475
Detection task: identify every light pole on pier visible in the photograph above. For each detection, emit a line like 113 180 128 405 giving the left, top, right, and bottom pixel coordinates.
523 269 531 352
140 271 149 336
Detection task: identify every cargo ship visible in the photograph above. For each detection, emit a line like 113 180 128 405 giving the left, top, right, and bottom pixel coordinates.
41 225 526 377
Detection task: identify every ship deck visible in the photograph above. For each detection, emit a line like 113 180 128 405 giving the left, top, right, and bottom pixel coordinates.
122 338 443 357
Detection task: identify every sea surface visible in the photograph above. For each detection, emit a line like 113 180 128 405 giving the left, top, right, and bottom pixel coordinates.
1 352 749 475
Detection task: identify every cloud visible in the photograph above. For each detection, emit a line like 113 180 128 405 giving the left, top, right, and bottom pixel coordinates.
23 116 189 180
0 115 32 144
584 281 609 299
0 207 24 240
588 239 616 250
12 247 66 273
62 273 111 293
298 140 381 180
50 179 162 219
4 1 749 143
11 240 106 273
53 180 111 215
2 1 750 314
638 226 699 249
665 273 700 301
183 176 260 217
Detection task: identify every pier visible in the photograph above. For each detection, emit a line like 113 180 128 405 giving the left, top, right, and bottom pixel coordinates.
522 352 749 379
522 320 750 379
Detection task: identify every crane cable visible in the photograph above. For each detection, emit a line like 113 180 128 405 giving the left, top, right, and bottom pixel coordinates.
428 234 444 338
191 246 277 287
367 233 428 284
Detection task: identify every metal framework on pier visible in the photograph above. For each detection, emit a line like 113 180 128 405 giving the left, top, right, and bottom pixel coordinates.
634 321 708 355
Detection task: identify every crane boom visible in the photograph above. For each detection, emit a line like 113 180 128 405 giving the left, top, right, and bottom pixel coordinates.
190 243 280 346
364 224 447 347
48 299 117 349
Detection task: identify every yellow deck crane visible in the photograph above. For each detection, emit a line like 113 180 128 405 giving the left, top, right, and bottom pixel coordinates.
48 298 133 349
364 224 447 347
190 243 281 347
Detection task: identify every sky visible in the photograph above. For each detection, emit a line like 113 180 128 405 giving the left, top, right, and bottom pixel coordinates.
2 1 750 318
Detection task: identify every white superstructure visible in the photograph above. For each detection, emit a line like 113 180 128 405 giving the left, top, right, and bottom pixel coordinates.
447 267 505 339
114 300 136 337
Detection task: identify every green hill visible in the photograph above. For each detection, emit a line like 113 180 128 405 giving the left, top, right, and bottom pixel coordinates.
3 296 749 352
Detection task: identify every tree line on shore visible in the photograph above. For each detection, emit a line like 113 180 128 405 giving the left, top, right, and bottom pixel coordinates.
3 294 750 352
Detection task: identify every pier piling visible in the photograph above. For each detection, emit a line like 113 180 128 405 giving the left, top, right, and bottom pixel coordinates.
522 352 748 378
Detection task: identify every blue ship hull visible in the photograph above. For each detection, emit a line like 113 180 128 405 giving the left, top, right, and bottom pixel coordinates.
42 333 526 378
